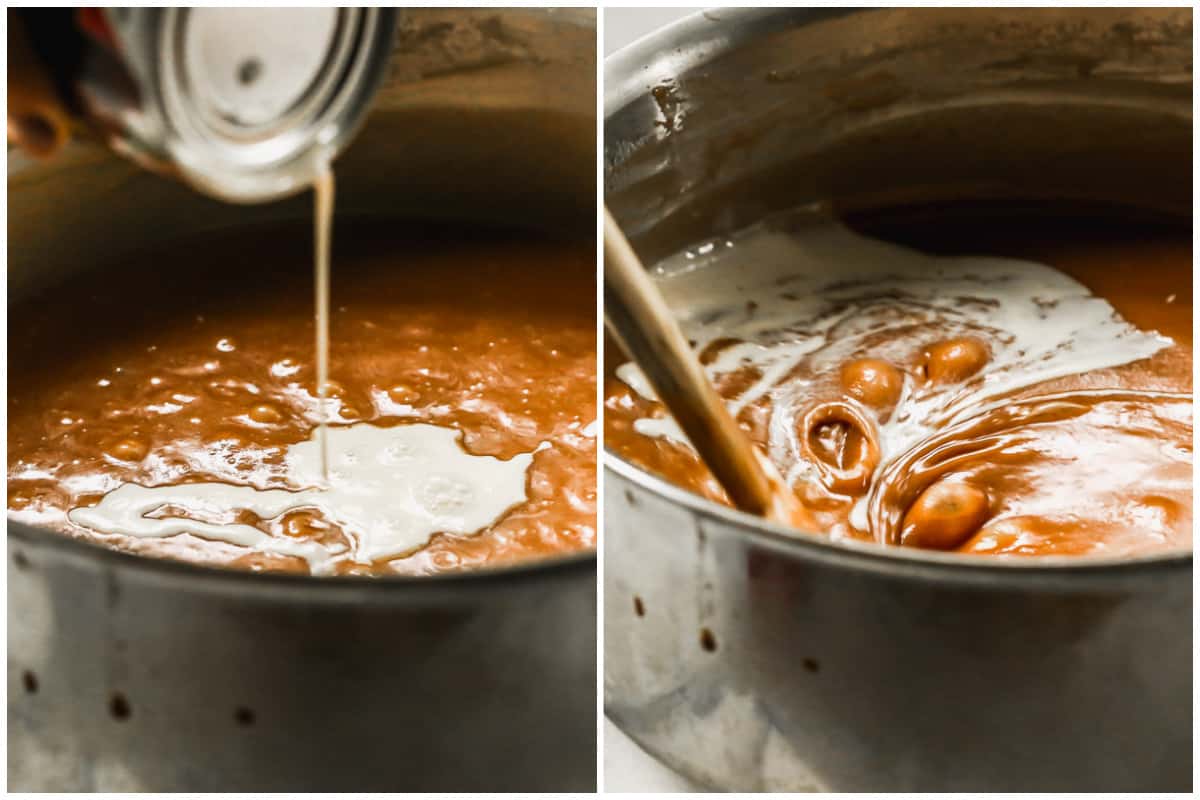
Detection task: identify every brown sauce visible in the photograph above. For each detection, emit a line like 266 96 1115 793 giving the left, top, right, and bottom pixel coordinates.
8 222 597 575
605 208 1192 558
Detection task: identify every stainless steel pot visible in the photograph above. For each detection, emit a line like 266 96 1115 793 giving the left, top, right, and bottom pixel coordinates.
8 8 596 792
604 8 1191 792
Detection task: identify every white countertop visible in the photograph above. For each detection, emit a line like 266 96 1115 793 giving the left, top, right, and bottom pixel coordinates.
604 718 705 792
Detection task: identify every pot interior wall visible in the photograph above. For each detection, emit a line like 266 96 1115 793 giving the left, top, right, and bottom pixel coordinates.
9 7 596 301
604 7 1191 264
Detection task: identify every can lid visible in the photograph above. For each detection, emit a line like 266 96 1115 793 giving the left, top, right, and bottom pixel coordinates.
150 7 394 203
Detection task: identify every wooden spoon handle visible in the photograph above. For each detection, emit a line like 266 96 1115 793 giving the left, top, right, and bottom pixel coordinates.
604 208 811 528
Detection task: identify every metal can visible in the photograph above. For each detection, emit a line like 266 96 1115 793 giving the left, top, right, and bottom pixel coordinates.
18 7 397 203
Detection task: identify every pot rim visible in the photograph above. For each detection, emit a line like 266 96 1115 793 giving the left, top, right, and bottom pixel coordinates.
7 517 595 600
602 7 1192 581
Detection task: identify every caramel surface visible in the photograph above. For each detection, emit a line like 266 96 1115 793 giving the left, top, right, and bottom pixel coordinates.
9 222 597 575
605 209 1192 557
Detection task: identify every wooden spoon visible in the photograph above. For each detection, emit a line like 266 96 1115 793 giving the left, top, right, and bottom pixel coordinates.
604 208 813 528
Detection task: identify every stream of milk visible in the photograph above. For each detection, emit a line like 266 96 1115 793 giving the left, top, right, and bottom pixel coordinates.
313 168 334 482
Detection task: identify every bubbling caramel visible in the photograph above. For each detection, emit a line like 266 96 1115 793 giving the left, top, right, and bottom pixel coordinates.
839 358 904 412
900 480 991 551
605 208 1191 558
8 222 597 575
921 338 990 385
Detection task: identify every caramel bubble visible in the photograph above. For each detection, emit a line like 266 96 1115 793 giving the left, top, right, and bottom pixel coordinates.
388 384 420 404
248 403 284 424
900 480 990 550
799 401 881 495
840 358 903 409
319 380 346 399
107 437 149 462
923 338 990 384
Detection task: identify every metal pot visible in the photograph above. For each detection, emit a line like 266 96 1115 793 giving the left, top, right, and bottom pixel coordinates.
8 9 596 792
604 7 1190 792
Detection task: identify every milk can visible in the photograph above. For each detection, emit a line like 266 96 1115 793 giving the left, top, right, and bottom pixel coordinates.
9 7 396 202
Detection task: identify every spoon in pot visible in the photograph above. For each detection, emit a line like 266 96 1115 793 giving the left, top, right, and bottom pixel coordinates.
604 208 813 529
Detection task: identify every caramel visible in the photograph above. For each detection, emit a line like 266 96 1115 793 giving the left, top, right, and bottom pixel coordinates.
605 208 1191 557
8 222 597 575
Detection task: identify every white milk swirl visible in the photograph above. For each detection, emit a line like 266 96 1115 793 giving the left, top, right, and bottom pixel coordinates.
69 423 538 574
617 212 1172 530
